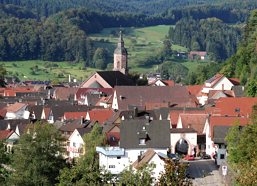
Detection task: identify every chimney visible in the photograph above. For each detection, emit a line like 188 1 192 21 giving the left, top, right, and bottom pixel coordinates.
137 155 141 162
145 115 150 124
133 107 138 117
80 116 84 125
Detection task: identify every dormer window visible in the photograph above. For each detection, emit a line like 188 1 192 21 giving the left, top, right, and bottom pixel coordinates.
139 138 146 145
235 108 240 112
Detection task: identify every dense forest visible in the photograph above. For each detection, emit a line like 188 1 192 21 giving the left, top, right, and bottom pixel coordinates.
221 10 257 97
168 18 241 61
0 1 256 67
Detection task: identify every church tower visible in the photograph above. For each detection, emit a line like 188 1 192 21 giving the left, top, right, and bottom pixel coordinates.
113 31 128 75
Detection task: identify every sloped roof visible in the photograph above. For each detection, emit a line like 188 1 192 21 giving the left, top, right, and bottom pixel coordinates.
179 114 208 134
228 78 240 86
54 87 78 100
6 102 27 112
205 74 224 86
120 119 170 149
27 105 44 119
232 86 245 97
88 109 114 125
213 126 231 144
59 123 86 132
213 97 257 117
76 127 92 137
209 116 250 140
169 108 206 126
132 149 156 169
187 85 203 97
64 112 87 120
0 130 13 140
189 51 207 56
96 71 135 87
170 128 197 133
115 86 191 110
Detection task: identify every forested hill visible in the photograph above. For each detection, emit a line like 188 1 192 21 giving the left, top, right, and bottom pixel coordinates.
1 0 257 20
221 10 257 97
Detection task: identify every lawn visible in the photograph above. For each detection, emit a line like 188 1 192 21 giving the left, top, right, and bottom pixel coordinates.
90 25 188 73
0 60 96 81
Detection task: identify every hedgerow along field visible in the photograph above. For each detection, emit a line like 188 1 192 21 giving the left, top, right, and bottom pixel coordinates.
0 25 204 81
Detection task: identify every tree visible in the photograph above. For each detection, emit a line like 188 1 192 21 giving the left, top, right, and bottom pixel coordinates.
7 122 66 186
158 159 192 186
225 105 257 185
93 48 109 69
0 65 7 80
119 164 154 186
58 123 108 185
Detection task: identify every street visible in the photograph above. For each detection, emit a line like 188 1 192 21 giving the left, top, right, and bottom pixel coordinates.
186 160 225 186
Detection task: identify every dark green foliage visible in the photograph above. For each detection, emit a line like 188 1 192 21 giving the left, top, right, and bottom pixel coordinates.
58 124 109 186
225 106 257 185
158 159 192 186
221 9 257 96
7 123 66 186
93 48 109 69
160 61 189 82
169 18 241 61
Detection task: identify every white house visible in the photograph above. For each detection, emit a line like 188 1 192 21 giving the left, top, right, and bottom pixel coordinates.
198 74 239 105
5 102 28 120
67 128 92 159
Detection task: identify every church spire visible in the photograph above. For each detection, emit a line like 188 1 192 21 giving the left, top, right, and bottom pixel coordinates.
113 30 128 75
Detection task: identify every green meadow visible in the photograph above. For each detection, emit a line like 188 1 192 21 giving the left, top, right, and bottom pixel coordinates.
0 25 206 81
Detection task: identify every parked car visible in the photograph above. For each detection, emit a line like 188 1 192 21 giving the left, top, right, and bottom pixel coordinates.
201 154 211 159
183 155 195 161
167 153 180 161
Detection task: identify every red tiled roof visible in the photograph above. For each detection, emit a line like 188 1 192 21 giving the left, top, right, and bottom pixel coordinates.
6 103 27 112
163 80 175 87
0 130 13 140
208 90 235 99
88 109 114 125
187 85 203 97
170 109 206 126
189 51 207 56
179 114 208 134
209 116 250 138
64 112 87 120
213 97 257 117
54 87 78 100
205 74 224 87
106 132 120 146
3 87 38 97
132 149 156 169
43 107 51 119
0 109 7 118
228 78 240 85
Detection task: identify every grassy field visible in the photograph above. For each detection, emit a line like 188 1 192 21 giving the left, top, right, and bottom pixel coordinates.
90 25 188 73
0 60 95 81
0 25 207 81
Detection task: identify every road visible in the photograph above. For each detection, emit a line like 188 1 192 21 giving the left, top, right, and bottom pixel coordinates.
186 159 225 186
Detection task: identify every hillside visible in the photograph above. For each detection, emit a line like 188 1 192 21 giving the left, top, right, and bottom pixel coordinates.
221 10 257 97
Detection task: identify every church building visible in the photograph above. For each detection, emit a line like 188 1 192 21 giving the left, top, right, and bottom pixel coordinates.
113 31 128 75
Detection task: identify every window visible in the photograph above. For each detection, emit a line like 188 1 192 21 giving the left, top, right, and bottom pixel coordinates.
73 142 76 147
139 138 145 145
220 154 225 159
109 165 115 168
117 156 121 159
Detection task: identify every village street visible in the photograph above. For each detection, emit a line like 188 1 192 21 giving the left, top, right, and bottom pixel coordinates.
187 160 225 186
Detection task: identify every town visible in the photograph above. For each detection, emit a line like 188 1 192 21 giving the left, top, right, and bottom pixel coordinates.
0 30 256 185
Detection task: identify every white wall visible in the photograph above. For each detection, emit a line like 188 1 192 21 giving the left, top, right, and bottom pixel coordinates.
67 129 84 159
5 106 27 120
170 133 197 155
111 91 119 110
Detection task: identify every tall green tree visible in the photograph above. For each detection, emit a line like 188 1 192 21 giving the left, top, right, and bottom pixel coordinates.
7 123 66 186
58 123 107 186
225 105 257 185
158 159 192 186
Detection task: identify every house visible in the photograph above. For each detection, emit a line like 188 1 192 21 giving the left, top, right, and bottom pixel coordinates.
175 113 208 155
205 116 250 165
85 109 114 125
96 118 170 175
198 74 241 105
132 148 166 182
111 86 193 110
149 79 175 87
5 102 29 120
67 127 92 159
74 88 113 107
211 97 257 117
53 87 78 101
0 129 19 153
80 71 135 88
188 51 207 60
